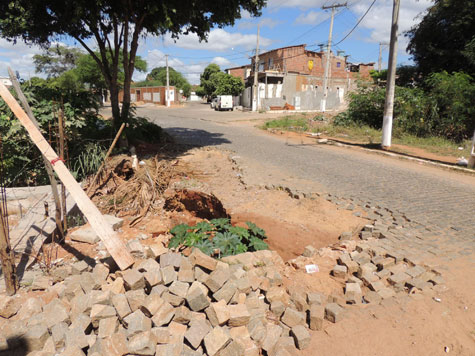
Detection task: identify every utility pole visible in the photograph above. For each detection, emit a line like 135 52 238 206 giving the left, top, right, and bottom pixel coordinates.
320 2 347 112
252 24 260 112
166 54 170 107
381 0 400 148
378 42 388 72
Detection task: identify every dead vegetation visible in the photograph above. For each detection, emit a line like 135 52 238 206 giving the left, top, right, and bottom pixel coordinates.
86 154 186 226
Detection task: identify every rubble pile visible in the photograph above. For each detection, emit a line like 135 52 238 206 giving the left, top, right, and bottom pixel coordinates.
0 247 341 356
290 226 445 307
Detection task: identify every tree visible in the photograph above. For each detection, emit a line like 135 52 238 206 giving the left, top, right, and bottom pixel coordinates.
370 65 420 88
201 68 244 97
75 52 147 92
200 63 221 97
0 0 266 132
33 45 147 102
33 45 83 78
406 0 475 76
195 86 206 97
212 72 244 96
140 66 191 97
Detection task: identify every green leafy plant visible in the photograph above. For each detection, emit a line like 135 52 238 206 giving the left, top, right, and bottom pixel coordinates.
167 218 268 257
72 142 106 179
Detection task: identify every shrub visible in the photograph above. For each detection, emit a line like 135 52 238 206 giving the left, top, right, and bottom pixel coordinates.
1 82 168 186
334 71 475 142
423 71 475 141
168 218 268 257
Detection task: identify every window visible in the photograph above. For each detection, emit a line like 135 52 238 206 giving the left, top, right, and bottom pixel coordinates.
337 62 341 68
268 58 273 68
259 61 265 72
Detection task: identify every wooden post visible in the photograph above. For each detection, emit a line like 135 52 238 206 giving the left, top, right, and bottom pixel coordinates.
57 103 68 232
8 68 64 241
86 122 126 197
0 82 134 270
0 202 17 295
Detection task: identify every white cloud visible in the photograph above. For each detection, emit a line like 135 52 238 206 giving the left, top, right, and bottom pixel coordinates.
164 28 272 52
348 0 432 54
211 56 233 67
141 49 237 85
295 10 330 25
267 0 328 10
241 10 253 20
238 17 283 30
0 39 44 79
265 0 431 56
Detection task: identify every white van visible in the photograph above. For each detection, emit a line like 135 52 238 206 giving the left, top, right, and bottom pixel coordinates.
216 95 233 111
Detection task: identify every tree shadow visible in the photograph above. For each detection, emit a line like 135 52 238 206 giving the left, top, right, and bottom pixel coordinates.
159 127 232 148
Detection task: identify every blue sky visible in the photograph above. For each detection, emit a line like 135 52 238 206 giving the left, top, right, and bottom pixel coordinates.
0 0 433 84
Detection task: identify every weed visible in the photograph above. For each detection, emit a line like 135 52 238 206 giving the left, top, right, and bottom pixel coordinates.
168 218 268 257
262 116 309 131
72 142 106 180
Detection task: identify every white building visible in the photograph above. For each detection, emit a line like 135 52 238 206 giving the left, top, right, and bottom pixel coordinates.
0 76 12 87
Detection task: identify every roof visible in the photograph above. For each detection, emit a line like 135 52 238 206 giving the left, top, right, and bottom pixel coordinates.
257 44 307 57
348 62 376 66
225 64 252 71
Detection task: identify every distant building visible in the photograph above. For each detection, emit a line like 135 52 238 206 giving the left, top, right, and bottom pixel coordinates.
0 76 12 87
188 91 201 102
119 86 180 106
226 44 374 111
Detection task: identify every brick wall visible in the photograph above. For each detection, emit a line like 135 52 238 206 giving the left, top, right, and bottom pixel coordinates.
119 86 179 105
251 44 373 83
226 66 250 81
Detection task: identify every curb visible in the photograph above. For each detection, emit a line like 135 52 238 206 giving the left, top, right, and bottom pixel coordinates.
317 138 475 175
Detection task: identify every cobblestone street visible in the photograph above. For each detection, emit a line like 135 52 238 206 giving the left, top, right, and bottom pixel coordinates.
140 103 475 251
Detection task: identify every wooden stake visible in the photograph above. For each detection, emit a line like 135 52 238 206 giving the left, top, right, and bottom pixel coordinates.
86 122 126 197
0 203 17 295
8 68 64 241
57 102 68 233
0 82 134 270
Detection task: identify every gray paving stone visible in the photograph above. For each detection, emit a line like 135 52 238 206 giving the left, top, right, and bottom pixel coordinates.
185 318 211 349
324 303 344 323
291 325 310 350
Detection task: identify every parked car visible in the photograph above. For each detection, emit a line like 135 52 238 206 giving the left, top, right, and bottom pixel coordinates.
216 95 233 111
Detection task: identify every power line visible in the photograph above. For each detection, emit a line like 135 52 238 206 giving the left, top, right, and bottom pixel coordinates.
284 7 347 47
169 49 251 60
333 0 377 46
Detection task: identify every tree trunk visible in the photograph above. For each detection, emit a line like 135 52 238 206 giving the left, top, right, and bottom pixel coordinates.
120 80 131 128
109 83 121 132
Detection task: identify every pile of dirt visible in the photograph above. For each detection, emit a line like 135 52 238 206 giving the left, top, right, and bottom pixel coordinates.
164 189 230 220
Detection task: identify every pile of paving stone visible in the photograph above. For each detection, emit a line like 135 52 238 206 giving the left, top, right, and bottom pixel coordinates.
299 224 445 306
0 247 344 356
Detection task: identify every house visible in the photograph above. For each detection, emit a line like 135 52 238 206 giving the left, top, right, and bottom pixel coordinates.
119 86 179 105
226 44 374 111
0 76 12 87
224 65 252 82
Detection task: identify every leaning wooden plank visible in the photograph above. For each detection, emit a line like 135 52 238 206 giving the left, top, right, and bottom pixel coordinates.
8 67 64 240
0 82 134 270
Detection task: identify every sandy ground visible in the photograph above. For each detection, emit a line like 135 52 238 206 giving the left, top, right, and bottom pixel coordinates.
7 145 475 355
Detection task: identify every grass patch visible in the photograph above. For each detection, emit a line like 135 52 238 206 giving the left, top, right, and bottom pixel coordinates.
261 115 309 131
319 124 472 159
261 116 472 160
